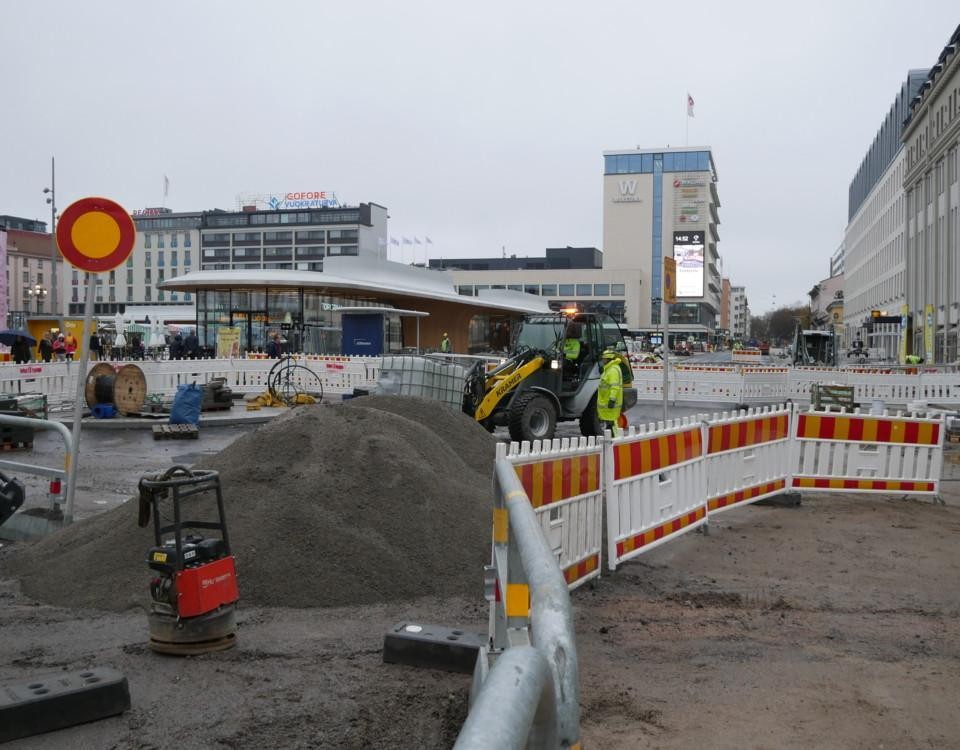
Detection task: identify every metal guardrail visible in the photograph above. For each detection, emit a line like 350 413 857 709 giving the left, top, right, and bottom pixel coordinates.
455 458 580 749
0 413 74 520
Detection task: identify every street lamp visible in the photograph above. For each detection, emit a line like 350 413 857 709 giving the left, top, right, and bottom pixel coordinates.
43 156 58 320
27 284 48 314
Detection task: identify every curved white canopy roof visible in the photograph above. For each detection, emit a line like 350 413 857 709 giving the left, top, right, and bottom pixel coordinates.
161 256 551 315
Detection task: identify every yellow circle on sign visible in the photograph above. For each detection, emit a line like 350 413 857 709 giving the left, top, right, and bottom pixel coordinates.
71 211 121 259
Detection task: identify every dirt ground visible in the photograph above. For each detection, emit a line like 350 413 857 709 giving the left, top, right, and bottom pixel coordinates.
1 420 959 748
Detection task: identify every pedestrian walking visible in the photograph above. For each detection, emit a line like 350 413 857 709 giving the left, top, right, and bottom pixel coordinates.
11 336 32 364
89 329 102 361
440 332 452 353
52 334 66 362
64 331 78 361
38 334 53 363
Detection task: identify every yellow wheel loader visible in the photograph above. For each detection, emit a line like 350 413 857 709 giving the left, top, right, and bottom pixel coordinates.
463 312 636 442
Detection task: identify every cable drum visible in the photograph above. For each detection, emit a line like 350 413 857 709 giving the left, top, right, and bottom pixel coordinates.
84 362 147 415
85 363 118 408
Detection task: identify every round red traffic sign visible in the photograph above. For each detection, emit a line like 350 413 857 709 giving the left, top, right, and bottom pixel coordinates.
56 197 136 273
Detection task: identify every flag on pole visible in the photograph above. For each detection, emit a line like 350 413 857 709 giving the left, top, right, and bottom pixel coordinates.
414 237 422 245
687 93 695 118
390 237 399 246
402 237 412 245
163 175 170 196
425 237 433 244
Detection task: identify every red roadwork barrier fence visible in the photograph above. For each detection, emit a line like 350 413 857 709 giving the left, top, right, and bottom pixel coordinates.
499 438 603 590
464 402 946 747
790 410 943 496
604 417 707 570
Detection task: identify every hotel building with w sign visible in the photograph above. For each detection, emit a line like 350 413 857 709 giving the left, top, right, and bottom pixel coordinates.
435 146 723 343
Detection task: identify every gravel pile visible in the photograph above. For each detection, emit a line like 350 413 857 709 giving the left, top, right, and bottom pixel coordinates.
5 397 496 611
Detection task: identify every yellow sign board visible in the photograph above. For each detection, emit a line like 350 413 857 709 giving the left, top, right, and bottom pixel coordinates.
663 256 677 304
216 326 241 359
898 304 909 365
924 304 935 363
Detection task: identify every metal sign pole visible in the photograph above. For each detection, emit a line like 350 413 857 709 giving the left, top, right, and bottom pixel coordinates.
662 299 669 422
63 272 96 523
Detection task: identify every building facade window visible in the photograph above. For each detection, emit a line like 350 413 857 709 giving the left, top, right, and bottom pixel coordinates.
184 233 191 247
144 233 152 248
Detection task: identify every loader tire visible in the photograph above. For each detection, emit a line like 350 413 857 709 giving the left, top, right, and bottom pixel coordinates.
508 393 557 443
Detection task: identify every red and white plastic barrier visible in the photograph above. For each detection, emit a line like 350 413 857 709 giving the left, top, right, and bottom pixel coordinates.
703 406 792 514
790 407 944 496
498 437 603 591
603 417 708 571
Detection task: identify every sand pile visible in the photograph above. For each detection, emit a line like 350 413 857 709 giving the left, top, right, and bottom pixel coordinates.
4 396 497 611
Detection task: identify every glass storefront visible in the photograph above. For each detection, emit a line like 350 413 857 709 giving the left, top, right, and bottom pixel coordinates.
195 287 390 355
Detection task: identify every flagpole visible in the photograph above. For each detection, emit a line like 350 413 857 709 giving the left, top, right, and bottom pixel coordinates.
685 94 689 146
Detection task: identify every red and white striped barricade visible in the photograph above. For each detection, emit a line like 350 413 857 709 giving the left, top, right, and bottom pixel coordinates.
704 405 792 515
731 348 762 364
790 406 945 497
604 418 707 571
499 437 603 591
672 366 741 404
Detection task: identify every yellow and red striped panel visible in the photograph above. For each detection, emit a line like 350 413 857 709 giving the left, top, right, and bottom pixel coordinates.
613 428 702 480
513 453 601 508
707 413 789 454
615 506 706 557
708 479 787 511
563 553 600 586
792 477 936 492
795 414 940 445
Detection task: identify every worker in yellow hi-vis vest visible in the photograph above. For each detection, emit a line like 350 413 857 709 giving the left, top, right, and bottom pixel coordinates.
597 349 624 436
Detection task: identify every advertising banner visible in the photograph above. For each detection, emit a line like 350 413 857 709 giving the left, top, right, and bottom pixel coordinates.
924 304 935 363
663 256 677 304
672 231 704 298
898 304 909 365
217 326 241 359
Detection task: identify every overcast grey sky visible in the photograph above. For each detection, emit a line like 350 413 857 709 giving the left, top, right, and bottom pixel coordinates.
2 1 957 312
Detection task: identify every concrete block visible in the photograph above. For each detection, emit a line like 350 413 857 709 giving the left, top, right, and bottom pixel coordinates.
0 667 130 743
383 622 485 674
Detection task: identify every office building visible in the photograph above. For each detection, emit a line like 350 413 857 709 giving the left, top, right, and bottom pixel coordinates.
602 146 722 340
729 285 749 340
0 216 65 324
843 71 927 358
431 247 633 324
431 146 723 343
902 25 960 361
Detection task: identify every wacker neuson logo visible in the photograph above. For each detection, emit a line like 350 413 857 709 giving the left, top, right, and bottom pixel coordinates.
613 179 642 203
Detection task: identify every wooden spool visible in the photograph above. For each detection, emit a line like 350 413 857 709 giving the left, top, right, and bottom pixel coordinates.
85 363 118 408
113 364 147 415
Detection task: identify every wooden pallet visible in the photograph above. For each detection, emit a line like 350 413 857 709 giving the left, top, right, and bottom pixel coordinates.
152 424 199 440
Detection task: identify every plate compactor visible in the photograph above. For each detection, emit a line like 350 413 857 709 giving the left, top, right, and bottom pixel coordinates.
137 466 238 655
